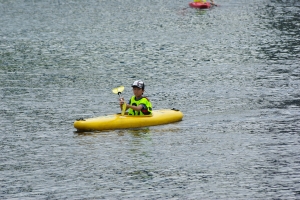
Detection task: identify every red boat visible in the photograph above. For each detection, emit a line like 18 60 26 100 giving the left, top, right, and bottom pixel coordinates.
189 2 211 9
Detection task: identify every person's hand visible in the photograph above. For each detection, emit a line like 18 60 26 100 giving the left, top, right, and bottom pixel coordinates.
119 98 125 105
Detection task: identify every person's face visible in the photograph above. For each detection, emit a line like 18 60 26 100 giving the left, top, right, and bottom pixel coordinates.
132 87 143 97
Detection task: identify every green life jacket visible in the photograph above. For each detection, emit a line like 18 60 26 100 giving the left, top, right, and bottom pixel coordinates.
128 96 152 116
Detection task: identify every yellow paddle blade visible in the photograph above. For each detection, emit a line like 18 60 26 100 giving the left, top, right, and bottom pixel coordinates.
112 86 124 94
121 102 126 116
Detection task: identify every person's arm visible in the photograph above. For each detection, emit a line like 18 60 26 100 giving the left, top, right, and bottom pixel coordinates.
126 104 143 112
119 98 145 112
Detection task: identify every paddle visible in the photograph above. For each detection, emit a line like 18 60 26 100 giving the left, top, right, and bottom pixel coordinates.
112 86 126 116
208 0 218 6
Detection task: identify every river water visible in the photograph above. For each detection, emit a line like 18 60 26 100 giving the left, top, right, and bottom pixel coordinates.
1 0 299 199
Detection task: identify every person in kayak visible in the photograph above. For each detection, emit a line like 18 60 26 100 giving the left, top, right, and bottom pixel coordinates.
194 0 215 5
119 80 152 115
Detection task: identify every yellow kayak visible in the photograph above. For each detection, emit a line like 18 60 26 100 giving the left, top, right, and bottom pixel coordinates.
74 109 183 131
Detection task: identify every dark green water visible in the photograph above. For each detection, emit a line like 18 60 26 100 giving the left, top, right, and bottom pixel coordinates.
1 0 299 199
